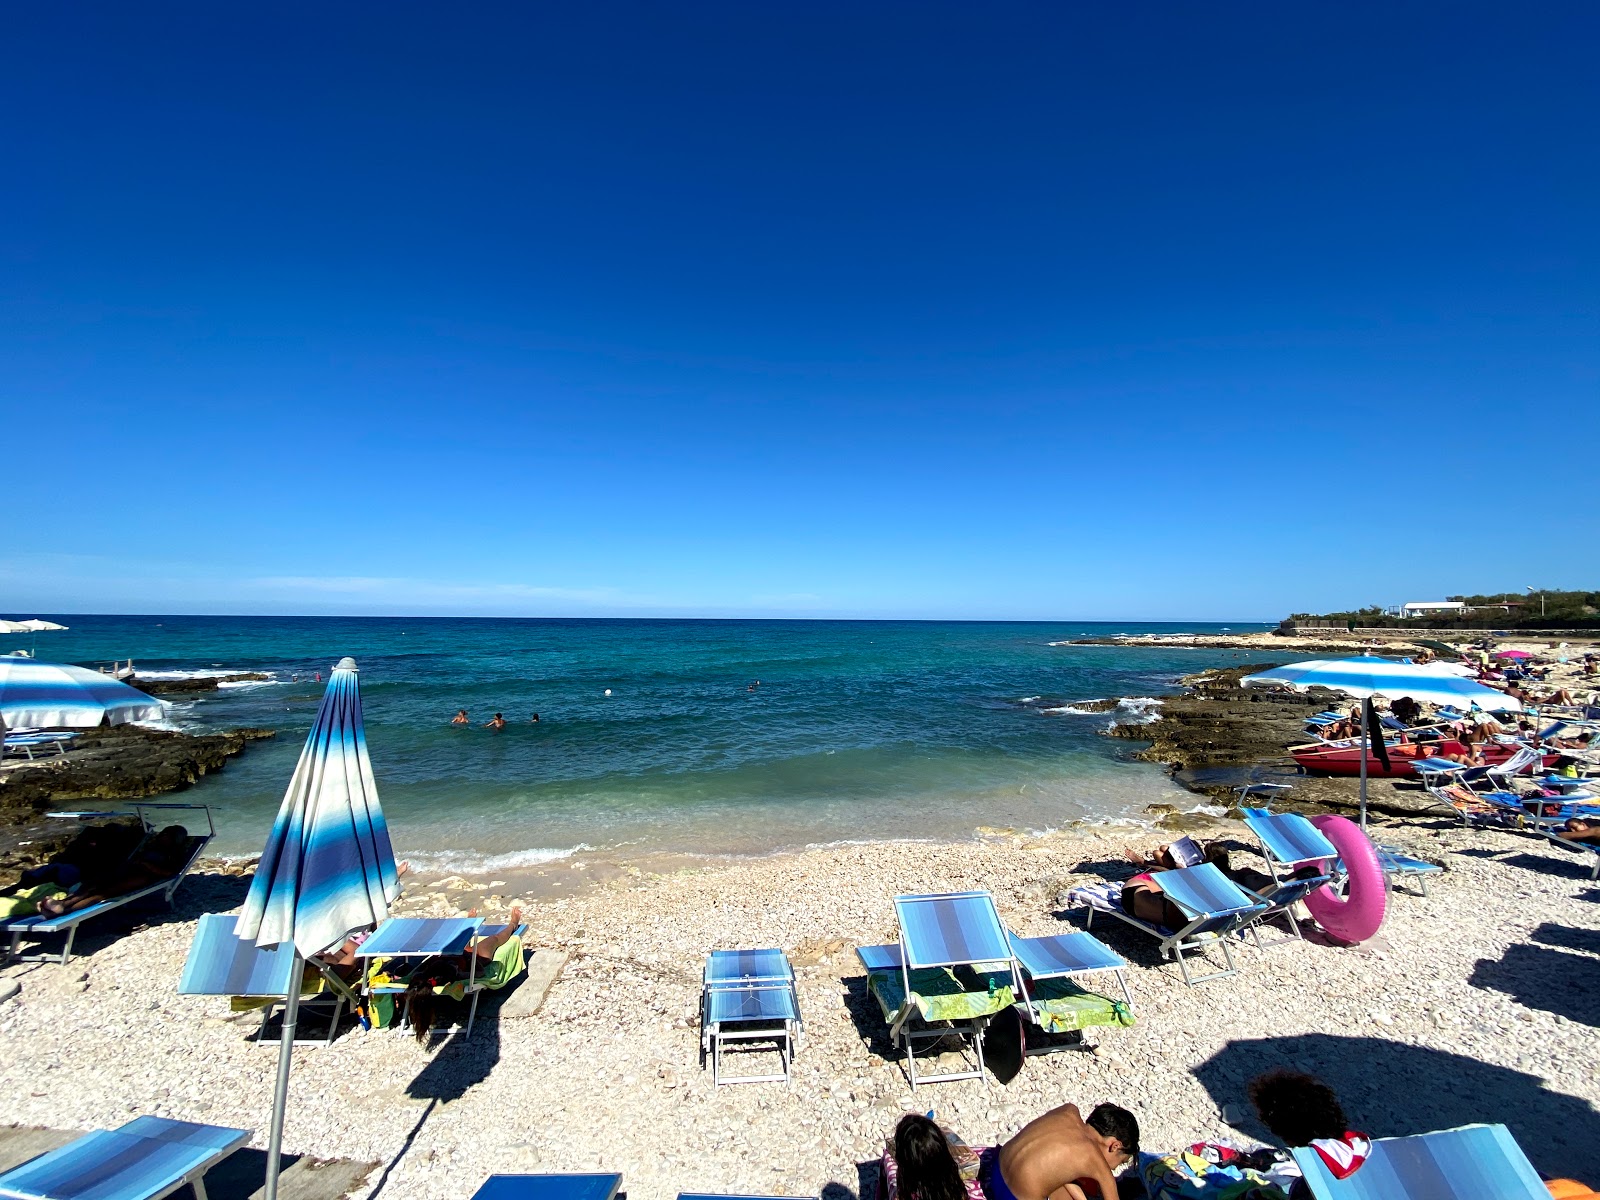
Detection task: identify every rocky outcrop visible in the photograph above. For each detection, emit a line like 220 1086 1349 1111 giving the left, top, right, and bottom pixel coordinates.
129 673 270 695
1099 665 1436 818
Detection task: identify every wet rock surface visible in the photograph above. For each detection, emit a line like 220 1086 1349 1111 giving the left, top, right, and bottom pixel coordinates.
1097 666 1449 818
129 673 271 695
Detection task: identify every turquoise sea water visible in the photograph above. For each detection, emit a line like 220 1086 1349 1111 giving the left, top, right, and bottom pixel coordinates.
23 617 1284 869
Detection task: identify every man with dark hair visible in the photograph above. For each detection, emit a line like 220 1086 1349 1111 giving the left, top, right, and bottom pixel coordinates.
993 1100 1138 1200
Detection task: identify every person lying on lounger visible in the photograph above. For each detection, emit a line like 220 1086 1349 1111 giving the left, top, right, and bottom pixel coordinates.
399 906 523 1042
994 1101 1138 1200
1558 818 1600 844
37 826 192 916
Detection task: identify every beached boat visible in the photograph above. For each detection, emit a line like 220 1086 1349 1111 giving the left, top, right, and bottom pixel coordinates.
1289 739 1554 777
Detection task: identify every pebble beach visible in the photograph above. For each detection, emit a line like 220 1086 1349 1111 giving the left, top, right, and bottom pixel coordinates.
3 814 1597 1197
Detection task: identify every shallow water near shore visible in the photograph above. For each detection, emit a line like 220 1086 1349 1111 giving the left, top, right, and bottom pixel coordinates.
34 616 1283 867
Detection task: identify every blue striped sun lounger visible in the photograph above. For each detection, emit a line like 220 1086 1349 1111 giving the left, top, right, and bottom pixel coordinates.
857 891 1019 1088
355 917 497 1037
1374 846 1446 896
1070 863 1266 986
1006 930 1134 1049
470 1176 623 1200
2 805 215 967
0 1117 250 1200
178 913 358 1046
701 948 803 1086
1289 1123 1547 1200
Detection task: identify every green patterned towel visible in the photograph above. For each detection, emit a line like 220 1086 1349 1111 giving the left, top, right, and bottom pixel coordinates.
1021 977 1135 1034
868 965 1015 1024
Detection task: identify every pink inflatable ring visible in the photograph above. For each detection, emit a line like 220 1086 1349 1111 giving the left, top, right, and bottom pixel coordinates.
1304 813 1388 944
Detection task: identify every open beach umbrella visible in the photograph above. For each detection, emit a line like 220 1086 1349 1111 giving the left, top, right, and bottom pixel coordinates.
236 657 399 1200
2 618 68 657
1243 656 1522 828
1240 656 1523 712
0 657 168 728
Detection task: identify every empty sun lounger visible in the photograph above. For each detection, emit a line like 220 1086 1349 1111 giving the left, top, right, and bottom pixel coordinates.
1005 931 1134 1050
1289 1122 1547 1199
857 890 1019 1088
700 947 803 1085
1240 809 1337 880
1067 863 1266 986
2 804 215 966
178 913 359 1046
0 1116 250 1200
470 1176 623 1200
1374 846 1445 895
2 731 78 761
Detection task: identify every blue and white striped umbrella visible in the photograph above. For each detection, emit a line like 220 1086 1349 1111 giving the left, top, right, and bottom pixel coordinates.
237 657 399 958
1241 656 1522 712
236 657 399 1200
0 658 168 728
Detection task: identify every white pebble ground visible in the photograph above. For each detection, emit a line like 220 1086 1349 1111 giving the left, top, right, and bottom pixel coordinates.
3 817 1597 1197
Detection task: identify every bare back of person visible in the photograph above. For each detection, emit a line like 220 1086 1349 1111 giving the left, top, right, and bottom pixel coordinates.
996 1103 1127 1200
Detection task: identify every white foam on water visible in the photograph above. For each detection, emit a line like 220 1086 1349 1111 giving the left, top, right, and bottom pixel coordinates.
1042 705 1099 716
134 668 275 681
401 844 594 875
1018 695 1041 703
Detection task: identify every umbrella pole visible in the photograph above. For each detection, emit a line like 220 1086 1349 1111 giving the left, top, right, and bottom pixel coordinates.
1356 700 1369 832
264 953 303 1200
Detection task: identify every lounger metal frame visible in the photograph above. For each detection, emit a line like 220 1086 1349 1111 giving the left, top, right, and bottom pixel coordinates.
1081 865 1266 986
884 890 1021 1088
1005 930 1132 1055
2 804 215 966
700 948 803 1086
356 917 524 1039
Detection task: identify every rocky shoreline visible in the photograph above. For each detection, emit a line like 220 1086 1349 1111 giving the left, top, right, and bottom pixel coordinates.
1100 665 1466 819
0 724 274 885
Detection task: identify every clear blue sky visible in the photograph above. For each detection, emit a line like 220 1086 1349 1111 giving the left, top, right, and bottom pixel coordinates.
3 4 1596 620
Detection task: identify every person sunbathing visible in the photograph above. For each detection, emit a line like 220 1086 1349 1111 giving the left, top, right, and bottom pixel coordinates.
1560 818 1600 843
37 826 192 916
994 1101 1138 1200
400 907 523 1042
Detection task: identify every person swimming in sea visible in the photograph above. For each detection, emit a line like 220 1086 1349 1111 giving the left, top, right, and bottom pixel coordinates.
485 713 506 730
530 713 540 723
451 709 470 726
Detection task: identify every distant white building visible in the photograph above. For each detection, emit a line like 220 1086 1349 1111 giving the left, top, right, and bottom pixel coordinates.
1401 601 1468 617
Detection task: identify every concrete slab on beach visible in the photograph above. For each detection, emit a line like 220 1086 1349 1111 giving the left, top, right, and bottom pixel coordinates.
499 947 568 1019
0 1126 374 1200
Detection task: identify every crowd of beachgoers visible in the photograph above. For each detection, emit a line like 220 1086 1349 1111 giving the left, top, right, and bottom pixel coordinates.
1 634 1598 1199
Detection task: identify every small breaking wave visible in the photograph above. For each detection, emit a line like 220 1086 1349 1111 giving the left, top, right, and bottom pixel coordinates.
402 844 594 875
1042 704 1100 716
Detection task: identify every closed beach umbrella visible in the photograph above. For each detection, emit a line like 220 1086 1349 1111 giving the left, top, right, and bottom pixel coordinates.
0 658 168 728
237 657 399 1200
1240 656 1522 712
